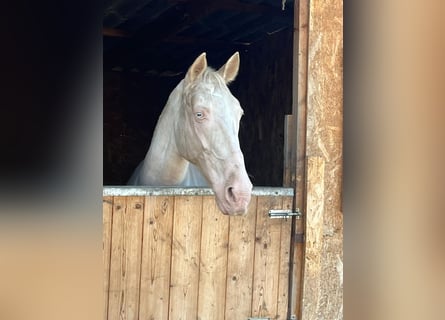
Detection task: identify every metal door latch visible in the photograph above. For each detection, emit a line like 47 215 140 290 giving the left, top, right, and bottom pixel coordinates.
268 209 302 219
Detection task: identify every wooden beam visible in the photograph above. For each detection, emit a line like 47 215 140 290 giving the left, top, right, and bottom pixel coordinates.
219 0 292 17
300 0 343 317
163 34 252 46
174 0 291 17
103 27 130 38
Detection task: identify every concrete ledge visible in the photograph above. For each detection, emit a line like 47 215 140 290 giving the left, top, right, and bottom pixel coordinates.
103 186 294 197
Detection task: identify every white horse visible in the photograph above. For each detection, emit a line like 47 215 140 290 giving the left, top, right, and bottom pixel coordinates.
128 52 252 215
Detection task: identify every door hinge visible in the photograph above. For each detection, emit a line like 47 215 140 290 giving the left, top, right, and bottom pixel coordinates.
268 209 302 219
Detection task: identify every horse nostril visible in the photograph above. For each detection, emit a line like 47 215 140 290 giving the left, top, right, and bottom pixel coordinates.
227 187 237 203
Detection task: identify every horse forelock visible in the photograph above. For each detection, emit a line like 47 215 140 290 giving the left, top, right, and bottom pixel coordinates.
185 67 226 94
182 67 239 114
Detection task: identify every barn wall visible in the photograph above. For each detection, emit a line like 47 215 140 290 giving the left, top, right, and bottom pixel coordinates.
301 0 343 319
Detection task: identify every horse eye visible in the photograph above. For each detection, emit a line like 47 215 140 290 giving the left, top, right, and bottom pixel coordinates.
195 112 203 118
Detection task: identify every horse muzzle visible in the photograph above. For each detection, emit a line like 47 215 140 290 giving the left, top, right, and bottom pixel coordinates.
215 183 252 216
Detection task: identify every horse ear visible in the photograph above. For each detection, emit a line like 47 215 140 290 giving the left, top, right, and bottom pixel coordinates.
185 52 207 84
218 52 240 83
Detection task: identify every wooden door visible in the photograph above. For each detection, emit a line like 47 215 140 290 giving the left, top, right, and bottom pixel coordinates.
103 187 293 320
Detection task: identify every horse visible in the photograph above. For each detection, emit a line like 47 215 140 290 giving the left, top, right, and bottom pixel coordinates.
128 52 252 215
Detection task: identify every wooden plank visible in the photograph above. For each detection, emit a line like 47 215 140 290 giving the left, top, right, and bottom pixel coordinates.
103 196 113 320
251 196 283 318
301 156 325 320
107 196 126 320
290 206 305 319
108 196 145 320
283 114 297 187
294 0 309 207
197 196 230 320
225 196 258 320
169 196 203 320
276 196 294 320
139 196 174 320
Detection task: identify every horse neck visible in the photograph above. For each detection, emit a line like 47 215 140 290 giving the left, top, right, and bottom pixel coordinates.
141 82 189 185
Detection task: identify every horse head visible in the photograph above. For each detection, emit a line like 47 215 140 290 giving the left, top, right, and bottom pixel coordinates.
176 52 252 215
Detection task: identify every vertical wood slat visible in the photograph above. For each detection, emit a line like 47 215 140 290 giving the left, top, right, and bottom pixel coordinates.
107 196 125 320
139 196 174 320
103 197 113 320
290 205 305 320
283 114 297 187
276 196 293 320
251 196 287 319
169 196 203 320
197 196 230 320
108 197 144 320
225 196 258 320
